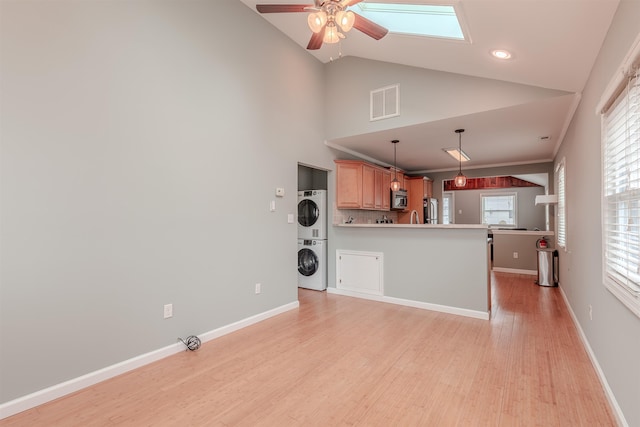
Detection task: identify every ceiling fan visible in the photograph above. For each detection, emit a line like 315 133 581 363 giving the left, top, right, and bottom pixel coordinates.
256 0 389 50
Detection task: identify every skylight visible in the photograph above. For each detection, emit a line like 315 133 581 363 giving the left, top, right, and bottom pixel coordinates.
355 3 465 40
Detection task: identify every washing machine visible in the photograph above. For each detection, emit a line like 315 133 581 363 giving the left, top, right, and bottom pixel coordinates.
298 190 326 240
298 239 327 291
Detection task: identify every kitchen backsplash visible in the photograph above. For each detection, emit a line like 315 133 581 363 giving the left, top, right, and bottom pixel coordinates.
332 205 399 225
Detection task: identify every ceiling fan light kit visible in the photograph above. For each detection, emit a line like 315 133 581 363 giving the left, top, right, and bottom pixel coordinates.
256 0 388 50
308 12 327 33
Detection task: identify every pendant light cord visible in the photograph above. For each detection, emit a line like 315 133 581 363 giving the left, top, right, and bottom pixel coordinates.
391 139 399 183
458 131 462 174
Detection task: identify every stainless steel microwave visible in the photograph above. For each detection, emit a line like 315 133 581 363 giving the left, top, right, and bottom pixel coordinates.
390 189 408 210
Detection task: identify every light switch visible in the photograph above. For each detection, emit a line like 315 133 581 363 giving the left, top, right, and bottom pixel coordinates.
276 188 285 197
270 200 276 212
287 214 294 223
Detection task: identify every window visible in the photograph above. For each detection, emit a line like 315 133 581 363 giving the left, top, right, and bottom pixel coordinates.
481 193 517 227
602 66 640 318
556 159 566 248
442 192 453 224
355 3 465 41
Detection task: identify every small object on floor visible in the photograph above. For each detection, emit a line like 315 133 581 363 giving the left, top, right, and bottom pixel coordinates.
178 335 201 351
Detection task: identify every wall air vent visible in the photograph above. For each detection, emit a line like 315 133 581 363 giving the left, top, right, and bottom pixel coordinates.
370 84 399 121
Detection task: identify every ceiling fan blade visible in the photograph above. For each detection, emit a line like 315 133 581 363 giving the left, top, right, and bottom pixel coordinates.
256 4 313 13
353 12 389 40
307 27 325 50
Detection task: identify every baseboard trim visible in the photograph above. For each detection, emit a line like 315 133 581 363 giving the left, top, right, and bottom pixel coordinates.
0 300 299 420
558 286 628 427
492 267 537 276
326 287 490 320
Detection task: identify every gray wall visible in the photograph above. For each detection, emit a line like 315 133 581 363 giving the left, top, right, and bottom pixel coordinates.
330 227 489 313
324 58 571 141
451 187 546 229
554 1 640 425
492 233 551 271
0 0 333 403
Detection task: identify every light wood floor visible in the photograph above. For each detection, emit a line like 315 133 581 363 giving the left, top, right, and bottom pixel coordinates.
1 272 616 426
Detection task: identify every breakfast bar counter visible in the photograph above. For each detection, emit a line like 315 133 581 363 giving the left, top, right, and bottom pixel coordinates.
328 223 491 319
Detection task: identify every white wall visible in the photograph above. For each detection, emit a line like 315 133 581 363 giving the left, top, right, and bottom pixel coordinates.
0 0 332 404
554 1 640 425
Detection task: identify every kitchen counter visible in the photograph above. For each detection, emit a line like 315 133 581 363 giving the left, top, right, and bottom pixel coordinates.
489 229 555 236
336 223 488 230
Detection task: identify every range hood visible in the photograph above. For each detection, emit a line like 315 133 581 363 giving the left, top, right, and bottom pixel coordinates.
535 194 558 205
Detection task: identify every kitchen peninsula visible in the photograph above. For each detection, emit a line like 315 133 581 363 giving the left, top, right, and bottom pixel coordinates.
329 223 491 320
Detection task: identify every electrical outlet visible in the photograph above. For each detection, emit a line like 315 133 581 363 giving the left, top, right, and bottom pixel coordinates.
589 304 593 320
255 283 261 294
164 303 173 319
513 252 519 259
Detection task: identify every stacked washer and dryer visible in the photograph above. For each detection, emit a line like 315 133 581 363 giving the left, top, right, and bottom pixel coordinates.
297 190 327 291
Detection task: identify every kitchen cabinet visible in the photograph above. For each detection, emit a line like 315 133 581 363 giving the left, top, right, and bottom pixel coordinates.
382 171 391 210
362 164 376 209
336 161 362 208
409 176 433 199
335 160 391 211
398 177 434 223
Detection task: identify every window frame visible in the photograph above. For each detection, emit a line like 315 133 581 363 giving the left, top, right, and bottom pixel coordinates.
442 191 454 224
480 192 518 228
556 158 567 249
601 63 640 318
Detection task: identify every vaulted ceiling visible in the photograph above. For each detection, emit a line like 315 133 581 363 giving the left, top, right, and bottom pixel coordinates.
241 0 620 172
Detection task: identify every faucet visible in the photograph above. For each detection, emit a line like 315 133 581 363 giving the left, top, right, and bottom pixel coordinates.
410 210 419 224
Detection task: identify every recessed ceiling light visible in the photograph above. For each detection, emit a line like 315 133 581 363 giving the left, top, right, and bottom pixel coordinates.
491 49 512 60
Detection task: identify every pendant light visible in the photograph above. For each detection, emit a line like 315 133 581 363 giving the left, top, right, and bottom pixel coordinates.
454 129 467 188
390 139 401 191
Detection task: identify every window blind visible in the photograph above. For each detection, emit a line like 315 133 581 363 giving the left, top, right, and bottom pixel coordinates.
602 68 640 317
556 160 566 248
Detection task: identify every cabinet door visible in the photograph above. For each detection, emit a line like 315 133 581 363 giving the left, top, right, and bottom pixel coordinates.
425 179 433 198
362 164 376 209
398 171 406 190
382 170 391 210
336 161 362 208
407 178 423 220
374 168 384 209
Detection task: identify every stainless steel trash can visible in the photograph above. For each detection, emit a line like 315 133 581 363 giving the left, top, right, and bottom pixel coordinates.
536 248 558 287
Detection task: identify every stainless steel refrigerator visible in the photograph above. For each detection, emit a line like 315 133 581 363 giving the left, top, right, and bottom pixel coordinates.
423 198 438 224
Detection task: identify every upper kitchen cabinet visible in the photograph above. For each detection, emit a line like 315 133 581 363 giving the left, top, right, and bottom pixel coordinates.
336 160 391 211
409 176 433 199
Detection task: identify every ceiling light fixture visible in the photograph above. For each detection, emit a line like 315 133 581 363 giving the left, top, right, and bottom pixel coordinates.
491 49 512 60
443 148 470 162
391 139 401 191
454 129 467 188
307 3 355 44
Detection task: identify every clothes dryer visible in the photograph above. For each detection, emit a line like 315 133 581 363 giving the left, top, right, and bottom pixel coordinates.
298 239 327 291
298 190 327 239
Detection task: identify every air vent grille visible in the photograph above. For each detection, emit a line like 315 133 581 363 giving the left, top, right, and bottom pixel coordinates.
370 84 399 121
